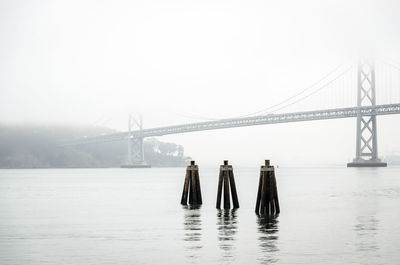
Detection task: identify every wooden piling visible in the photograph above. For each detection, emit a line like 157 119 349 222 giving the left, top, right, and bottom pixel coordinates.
223 167 230 209
216 160 239 209
272 169 280 213
181 161 202 206
181 170 190 205
189 166 197 204
216 168 224 209
260 169 267 214
255 169 263 213
229 170 239 208
255 160 280 215
194 169 202 204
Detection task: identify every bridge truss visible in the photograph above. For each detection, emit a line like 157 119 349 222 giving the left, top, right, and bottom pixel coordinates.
60 103 400 144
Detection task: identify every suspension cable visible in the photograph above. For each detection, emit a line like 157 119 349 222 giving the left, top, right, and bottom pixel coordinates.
266 65 355 113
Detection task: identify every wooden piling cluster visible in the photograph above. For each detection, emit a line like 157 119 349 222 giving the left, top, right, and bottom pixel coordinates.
181 161 202 206
255 160 280 215
216 160 239 209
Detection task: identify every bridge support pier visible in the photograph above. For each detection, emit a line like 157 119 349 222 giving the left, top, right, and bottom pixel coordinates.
347 59 387 167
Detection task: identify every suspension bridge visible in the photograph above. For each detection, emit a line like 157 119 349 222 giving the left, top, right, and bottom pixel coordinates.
60 59 400 167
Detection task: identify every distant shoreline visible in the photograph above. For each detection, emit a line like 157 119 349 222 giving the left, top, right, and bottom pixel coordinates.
0 165 186 169
0 125 190 169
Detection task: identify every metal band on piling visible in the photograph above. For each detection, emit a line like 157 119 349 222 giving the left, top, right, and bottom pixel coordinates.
260 167 274 172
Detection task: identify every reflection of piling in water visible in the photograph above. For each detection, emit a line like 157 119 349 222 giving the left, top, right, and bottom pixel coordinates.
255 160 280 215
257 215 279 265
216 160 239 209
181 161 202 206
217 209 238 259
183 207 202 260
355 215 380 253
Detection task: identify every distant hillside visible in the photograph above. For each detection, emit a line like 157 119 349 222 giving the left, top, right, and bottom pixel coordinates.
0 124 190 168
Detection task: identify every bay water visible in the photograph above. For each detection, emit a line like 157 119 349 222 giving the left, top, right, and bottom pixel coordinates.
0 166 399 264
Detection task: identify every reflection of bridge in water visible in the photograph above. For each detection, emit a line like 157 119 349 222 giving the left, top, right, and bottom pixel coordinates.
60 59 400 167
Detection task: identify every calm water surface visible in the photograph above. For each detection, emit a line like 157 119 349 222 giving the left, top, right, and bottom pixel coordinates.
0 166 399 264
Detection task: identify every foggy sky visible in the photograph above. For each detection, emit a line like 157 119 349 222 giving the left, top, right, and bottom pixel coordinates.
1 0 400 166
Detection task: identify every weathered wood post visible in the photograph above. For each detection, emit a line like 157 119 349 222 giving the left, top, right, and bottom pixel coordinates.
255 160 280 215
216 160 239 209
181 161 202 206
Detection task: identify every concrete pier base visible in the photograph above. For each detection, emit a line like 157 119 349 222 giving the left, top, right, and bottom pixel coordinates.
347 159 387 167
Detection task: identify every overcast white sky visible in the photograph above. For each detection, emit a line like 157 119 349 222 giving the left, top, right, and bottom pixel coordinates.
1 0 400 166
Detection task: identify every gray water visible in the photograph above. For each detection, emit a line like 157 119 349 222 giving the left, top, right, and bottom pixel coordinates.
0 166 399 265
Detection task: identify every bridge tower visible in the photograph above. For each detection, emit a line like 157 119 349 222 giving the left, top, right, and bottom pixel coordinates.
347 59 387 167
121 115 151 168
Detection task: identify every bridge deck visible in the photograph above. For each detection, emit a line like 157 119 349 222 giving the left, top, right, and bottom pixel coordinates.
59 103 400 146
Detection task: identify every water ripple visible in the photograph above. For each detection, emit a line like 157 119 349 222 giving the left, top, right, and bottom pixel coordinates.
183 205 203 262
257 214 279 264
354 215 380 254
217 209 238 261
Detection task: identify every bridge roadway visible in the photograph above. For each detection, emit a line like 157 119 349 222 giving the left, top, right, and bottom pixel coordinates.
60 103 400 146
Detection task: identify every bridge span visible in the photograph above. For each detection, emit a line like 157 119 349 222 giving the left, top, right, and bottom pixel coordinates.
59 60 400 167
60 103 400 146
